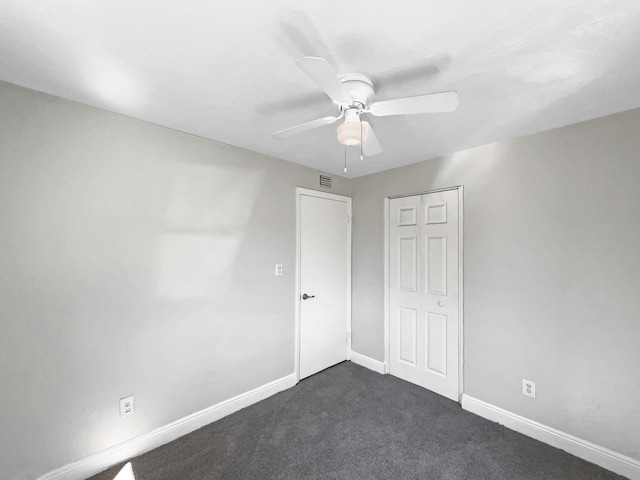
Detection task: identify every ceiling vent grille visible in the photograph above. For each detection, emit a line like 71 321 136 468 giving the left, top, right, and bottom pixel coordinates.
319 174 332 189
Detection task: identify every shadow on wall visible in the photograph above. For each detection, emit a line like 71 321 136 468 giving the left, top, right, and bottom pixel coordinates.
156 163 266 299
82 160 267 454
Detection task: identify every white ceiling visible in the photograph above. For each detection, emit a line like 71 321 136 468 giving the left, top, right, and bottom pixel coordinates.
1 1 640 178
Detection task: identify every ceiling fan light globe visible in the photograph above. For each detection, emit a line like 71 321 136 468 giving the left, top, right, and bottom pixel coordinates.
337 121 367 146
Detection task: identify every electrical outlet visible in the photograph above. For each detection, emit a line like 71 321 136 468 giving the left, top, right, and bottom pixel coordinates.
522 379 536 398
275 264 283 276
120 395 135 418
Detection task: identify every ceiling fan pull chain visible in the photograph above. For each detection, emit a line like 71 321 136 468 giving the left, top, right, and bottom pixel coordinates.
344 145 347 173
360 121 364 161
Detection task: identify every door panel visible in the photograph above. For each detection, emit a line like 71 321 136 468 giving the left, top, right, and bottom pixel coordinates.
299 193 350 380
426 312 447 375
399 207 418 226
389 190 460 401
399 237 417 291
398 307 417 366
426 235 447 295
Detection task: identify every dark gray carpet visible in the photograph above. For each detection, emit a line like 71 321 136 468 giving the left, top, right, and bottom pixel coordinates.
88 362 625 480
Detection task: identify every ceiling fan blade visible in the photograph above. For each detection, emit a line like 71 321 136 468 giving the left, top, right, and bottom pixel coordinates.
297 56 352 105
362 121 382 156
369 91 459 116
272 115 339 139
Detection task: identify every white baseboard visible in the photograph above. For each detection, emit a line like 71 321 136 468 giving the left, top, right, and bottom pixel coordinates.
40 373 298 480
349 351 386 374
462 395 640 480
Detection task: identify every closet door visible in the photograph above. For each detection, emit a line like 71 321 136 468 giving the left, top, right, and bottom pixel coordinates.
389 190 460 401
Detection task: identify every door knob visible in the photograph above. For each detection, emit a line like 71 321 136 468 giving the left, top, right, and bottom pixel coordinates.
438 301 444 307
302 293 315 300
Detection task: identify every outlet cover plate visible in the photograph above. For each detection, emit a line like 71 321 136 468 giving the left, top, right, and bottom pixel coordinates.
120 395 135 418
522 379 536 398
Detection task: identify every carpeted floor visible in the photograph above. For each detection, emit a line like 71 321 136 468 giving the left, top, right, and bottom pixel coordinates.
88 362 626 480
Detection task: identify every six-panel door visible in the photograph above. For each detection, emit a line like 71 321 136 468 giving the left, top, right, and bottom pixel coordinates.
389 190 460 401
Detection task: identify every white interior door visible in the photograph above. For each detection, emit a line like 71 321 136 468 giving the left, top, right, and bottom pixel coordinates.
298 189 351 380
389 189 461 401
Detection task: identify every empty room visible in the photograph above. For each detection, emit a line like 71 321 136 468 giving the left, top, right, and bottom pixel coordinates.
1 1 640 479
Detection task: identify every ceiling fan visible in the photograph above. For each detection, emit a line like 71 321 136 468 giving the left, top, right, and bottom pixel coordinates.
272 56 460 158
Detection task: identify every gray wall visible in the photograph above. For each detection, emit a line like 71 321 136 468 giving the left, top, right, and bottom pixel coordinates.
3 77 640 478
351 107 640 460
0 81 350 480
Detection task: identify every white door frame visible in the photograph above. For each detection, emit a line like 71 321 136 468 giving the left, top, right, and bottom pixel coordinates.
384 186 465 401
295 187 352 382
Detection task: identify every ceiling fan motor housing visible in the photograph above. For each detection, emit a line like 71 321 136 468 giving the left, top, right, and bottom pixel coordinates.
338 74 375 107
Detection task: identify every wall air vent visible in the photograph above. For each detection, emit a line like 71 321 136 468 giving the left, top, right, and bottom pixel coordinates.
319 174 332 189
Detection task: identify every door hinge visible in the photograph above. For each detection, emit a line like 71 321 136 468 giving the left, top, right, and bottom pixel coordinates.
346 332 350 343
